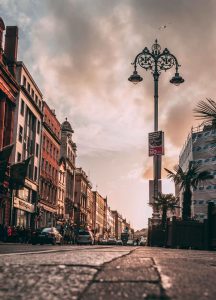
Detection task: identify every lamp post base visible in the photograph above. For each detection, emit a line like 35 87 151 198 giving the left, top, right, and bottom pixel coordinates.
151 212 161 226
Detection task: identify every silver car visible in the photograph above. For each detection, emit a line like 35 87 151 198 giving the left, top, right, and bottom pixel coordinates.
77 230 94 245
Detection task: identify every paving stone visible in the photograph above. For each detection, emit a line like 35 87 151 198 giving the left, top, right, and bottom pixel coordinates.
81 282 161 300
0 249 130 267
0 265 97 300
96 257 159 282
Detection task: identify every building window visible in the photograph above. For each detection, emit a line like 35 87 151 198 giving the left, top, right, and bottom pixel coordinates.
36 143 39 157
37 120 40 134
34 166 38 181
45 161 48 173
18 126 23 143
23 76 26 87
17 152 21 162
42 158 44 170
27 83 31 93
47 140 49 153
31 89 34 99
35 94 38 104
20 99 25 116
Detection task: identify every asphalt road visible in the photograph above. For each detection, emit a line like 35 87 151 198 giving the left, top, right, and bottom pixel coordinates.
0 244 216 300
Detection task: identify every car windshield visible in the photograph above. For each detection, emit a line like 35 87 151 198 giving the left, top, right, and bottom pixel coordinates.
78 231 90 236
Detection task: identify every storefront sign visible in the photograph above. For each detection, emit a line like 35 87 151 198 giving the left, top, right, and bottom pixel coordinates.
25 178 37 191
40 203 56 213
13 197 35 213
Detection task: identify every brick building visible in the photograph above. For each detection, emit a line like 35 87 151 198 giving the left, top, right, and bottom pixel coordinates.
60 119 77 224
92 191 107 238
111 210 124 239
106 206 115 238
57 158 66 221
0 19 19 226
86 184 93 230
38 102 61 227
74 168 92 230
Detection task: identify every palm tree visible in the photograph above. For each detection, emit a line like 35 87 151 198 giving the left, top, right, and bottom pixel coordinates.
194 98 216 148
165 161 213 220
153 193 179 229
194 98 216 124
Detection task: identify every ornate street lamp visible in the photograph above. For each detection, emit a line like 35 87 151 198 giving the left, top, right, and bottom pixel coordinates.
129 39 184 224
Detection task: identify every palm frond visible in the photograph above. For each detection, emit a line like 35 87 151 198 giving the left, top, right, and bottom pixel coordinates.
194 98 216 121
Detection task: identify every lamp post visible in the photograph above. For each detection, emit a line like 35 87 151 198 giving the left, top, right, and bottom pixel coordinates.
128 39 184 224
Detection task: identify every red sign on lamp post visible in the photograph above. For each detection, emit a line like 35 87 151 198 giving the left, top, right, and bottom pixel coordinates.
148 131 164 156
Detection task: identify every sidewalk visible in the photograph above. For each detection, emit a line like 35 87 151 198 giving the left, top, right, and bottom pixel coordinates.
0 246 216 299
80 248 164 300
80 247 216 300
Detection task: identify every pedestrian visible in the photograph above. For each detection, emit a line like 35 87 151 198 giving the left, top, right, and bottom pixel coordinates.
7 226 12 242
3 225 8 242
0 223 3 241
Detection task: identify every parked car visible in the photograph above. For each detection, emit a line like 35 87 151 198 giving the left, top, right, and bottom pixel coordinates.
38 227 63 245
107 237 117 245
98 238 108 245
116 239 123 246
31 228 44 245
77 229 94 245
126 239 134 246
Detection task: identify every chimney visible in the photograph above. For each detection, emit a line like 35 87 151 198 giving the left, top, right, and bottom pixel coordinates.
4 26 18 76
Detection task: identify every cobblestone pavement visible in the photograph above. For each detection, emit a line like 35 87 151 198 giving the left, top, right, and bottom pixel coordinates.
0 244 216 300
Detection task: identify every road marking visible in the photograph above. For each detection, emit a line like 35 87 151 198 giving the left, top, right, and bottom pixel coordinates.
0 246 126 257
157 265 172 289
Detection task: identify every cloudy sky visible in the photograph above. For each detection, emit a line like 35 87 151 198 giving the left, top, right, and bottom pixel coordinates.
1 0 216 229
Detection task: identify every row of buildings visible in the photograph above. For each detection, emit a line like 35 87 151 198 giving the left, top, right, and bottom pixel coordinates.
0 18 133 239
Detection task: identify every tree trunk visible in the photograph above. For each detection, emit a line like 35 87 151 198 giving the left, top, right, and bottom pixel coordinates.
182 188 192 220
162 207 167 229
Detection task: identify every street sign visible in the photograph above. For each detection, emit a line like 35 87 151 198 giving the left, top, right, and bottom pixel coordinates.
148 131 164 156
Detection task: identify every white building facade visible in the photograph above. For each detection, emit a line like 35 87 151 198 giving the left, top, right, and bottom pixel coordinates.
179 122 216 222
12 61 43 228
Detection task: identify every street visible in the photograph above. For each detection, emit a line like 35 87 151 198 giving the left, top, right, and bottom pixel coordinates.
0 245 216 300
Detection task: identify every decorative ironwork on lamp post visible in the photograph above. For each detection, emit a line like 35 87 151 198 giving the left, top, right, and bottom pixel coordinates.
128 39 184 223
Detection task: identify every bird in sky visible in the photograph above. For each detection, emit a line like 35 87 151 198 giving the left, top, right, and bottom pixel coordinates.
158 23 171 30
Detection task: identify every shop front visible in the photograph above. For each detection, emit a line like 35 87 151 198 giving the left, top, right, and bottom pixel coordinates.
13 196 35 228
38 203 57 228
12 179 38 228
0 192 11 226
